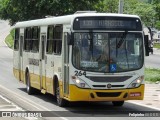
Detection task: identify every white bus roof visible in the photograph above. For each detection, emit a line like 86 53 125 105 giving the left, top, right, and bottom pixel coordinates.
14 13 140 28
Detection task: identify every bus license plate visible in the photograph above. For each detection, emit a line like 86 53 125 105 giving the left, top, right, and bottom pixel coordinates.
130 92 141 97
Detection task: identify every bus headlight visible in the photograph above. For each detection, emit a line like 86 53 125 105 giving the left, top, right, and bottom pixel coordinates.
128 76 144 88
72 76 90 88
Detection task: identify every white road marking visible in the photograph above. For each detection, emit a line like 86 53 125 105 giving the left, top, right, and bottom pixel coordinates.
0 95 38 119
128 101 160 111
0 84 68 120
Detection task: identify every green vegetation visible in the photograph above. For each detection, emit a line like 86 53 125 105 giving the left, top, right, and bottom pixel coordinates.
154 43 160 49
5 29 14 49
0 0 100 25
145 68 160 83
0 0 159 28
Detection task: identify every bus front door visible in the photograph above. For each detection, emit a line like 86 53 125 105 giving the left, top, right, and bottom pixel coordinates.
62 33 69 97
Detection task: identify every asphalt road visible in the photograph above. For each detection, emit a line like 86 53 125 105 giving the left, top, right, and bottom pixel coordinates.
145 49 160 69
0 20 159 120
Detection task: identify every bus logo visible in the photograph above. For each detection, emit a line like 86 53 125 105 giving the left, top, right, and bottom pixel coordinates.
107 84 112 89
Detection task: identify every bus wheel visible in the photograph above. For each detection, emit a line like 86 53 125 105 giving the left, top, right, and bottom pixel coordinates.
26 72 34 95
56 82 67 107
112 101 124 106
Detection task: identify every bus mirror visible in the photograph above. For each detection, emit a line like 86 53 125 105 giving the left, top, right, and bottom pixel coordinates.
144 35 149 56
67 33 74 45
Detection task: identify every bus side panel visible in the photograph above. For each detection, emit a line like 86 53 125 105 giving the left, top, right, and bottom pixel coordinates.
45 54 54 94
53 55 63 94
32 53 41 90
28 52 36 88
23 51 28 84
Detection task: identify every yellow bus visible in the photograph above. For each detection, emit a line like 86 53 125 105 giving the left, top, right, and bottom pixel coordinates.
13 12 149 107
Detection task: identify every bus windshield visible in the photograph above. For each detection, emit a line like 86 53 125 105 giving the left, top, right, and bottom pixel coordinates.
72 32 143 73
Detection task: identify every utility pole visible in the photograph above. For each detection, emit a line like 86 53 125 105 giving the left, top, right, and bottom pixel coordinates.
118 0 124 14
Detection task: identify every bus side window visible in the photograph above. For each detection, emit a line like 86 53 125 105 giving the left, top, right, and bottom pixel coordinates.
53 25 62 55
46 26 54 54
31 27 40 52
55 40 62 54
14 28 20 50
24 27 32 52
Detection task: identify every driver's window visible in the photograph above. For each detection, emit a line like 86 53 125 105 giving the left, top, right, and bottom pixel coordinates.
134 39 140 55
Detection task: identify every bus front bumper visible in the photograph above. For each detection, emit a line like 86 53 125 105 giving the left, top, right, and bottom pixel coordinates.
66 84 144 102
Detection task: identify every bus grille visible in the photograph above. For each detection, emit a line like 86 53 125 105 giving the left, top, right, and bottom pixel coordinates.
92 85 125 88
87 76 132 82
96 92 121 97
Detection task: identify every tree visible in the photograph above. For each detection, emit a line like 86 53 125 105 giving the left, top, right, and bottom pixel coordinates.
103 0 119 13
122 0 155 27
152 0 160 20
123 0 139 14
131 3 155 27
0 0 100 25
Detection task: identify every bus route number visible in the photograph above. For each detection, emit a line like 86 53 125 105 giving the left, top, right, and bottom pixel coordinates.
75 71 86 76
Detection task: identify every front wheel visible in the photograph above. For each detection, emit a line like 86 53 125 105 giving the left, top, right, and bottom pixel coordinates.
112 101 124 106
56 82 68 107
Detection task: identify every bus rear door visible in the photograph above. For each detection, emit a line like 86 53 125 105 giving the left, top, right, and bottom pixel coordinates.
19 28 24 82
39 27 47 93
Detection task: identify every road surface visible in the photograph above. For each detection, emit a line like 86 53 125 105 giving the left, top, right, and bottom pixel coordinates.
145 49 160 69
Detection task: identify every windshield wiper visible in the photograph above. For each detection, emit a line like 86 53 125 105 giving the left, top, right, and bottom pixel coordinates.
116 31 128 48
116 31 129 69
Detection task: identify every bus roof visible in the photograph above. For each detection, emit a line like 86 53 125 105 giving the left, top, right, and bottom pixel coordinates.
14 13 140 28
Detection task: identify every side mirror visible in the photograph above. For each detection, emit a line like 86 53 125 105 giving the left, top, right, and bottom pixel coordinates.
144 35 149 56
67 32 74 45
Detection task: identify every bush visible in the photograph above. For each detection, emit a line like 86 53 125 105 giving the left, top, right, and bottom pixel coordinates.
5 29 14 49
145 68 160 83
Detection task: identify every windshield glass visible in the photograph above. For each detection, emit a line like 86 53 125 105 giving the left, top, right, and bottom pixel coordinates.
72 32 143 73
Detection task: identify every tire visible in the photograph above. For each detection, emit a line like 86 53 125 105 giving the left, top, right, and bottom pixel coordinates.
112 101 124 106
26 71 34 95
55 81 67 107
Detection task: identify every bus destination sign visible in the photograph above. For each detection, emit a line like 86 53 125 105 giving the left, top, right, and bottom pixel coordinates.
73 17 142 31
80 20 135 29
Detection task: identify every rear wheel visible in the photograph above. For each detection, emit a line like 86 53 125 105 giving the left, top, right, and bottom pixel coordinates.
112 101 124 106
26 71 34 95
56 82 67 107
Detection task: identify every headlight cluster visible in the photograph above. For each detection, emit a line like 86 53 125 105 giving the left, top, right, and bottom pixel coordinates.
72 76 90 88
128 76 144 88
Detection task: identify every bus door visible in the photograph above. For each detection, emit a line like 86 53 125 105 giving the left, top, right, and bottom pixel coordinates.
19 29 24 82
62 33 69 96
40 33 47 91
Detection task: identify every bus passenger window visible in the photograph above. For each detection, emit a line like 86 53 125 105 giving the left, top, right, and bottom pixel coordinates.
56 40 62 54
53 25 62 55
14 28 20 50
46 26 54 54
53 40 62 54
24 27 32 51
31 27 39 52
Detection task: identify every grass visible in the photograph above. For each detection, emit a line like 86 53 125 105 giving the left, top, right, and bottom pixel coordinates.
154 43 160 49
5 29 14 49
145 68 160 83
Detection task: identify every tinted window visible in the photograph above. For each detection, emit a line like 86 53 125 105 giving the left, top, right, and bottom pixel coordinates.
14 28 20 50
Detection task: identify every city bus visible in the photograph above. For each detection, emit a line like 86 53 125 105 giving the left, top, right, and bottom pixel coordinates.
13 12 149 107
